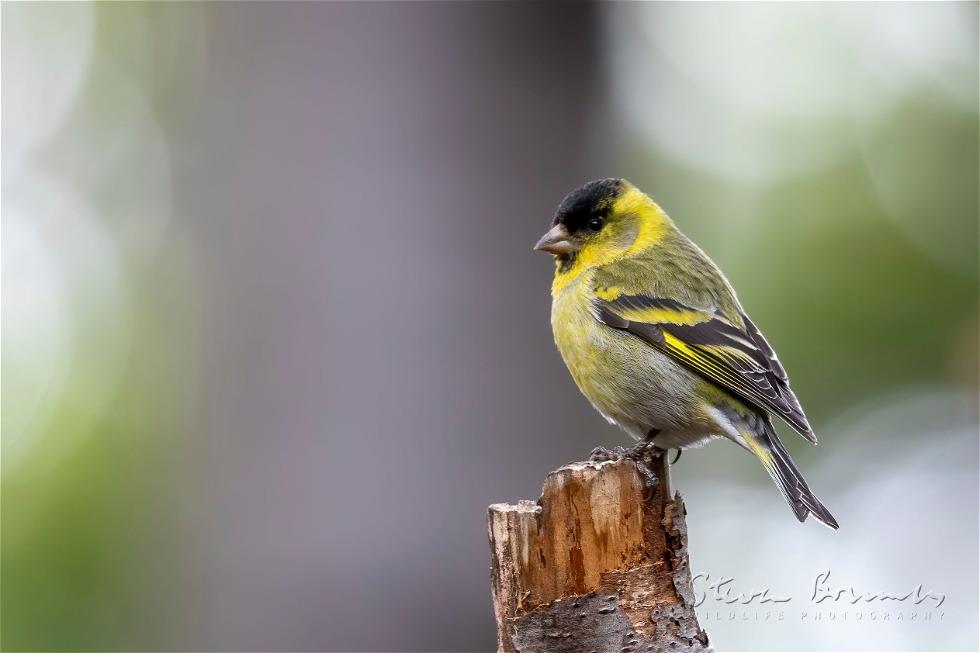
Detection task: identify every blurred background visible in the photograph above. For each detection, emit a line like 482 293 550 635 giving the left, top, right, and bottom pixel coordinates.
2 2 977 651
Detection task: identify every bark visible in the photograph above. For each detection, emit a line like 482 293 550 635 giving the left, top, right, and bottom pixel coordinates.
487 449 711 653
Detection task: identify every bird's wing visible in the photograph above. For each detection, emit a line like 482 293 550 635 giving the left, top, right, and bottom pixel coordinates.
594 290 816 443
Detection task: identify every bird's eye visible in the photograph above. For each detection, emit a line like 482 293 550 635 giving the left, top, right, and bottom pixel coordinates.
587 218 604 232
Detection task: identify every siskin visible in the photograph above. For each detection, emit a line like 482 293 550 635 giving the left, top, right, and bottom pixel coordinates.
535 178 837 529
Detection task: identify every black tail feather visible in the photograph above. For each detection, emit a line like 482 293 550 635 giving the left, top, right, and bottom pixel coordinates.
751 419 839 530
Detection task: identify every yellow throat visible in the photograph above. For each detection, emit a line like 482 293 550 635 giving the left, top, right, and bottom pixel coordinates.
551 184 670 296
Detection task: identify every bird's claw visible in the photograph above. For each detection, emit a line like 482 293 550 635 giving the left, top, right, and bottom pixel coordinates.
590 443 662 497
589 446 629 463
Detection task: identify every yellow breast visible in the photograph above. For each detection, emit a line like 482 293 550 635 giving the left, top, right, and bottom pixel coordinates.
551 276 595 376
550 270 624 414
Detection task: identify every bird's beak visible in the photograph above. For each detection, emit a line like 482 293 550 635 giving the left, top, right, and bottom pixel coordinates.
533 224 574 255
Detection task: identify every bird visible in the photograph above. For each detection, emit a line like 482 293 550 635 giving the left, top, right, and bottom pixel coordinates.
534 178 838 529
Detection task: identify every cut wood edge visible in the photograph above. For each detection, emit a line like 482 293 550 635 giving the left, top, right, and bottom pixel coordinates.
487 455 710 652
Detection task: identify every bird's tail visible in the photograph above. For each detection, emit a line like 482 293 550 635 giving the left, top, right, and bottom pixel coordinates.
743 418 839 530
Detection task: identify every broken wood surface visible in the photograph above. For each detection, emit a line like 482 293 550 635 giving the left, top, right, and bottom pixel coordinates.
487 449 711 652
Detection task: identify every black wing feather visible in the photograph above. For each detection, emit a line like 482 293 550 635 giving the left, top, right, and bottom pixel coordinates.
597 294 816 443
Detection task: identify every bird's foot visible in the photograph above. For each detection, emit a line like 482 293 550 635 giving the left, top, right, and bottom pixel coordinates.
670 448 683 465
589 441 656 462
589 442 662 491
589 432 667 500
589 445 629 463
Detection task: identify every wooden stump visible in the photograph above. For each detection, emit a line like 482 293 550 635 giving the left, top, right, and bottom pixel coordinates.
487 449 711 653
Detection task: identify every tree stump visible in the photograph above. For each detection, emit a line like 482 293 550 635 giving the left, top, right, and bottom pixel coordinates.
487 449 711 653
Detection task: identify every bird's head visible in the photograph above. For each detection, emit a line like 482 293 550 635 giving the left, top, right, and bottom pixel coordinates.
534 178 670 273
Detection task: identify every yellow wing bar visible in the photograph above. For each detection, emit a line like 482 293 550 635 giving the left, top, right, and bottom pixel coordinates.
596 294 815 442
